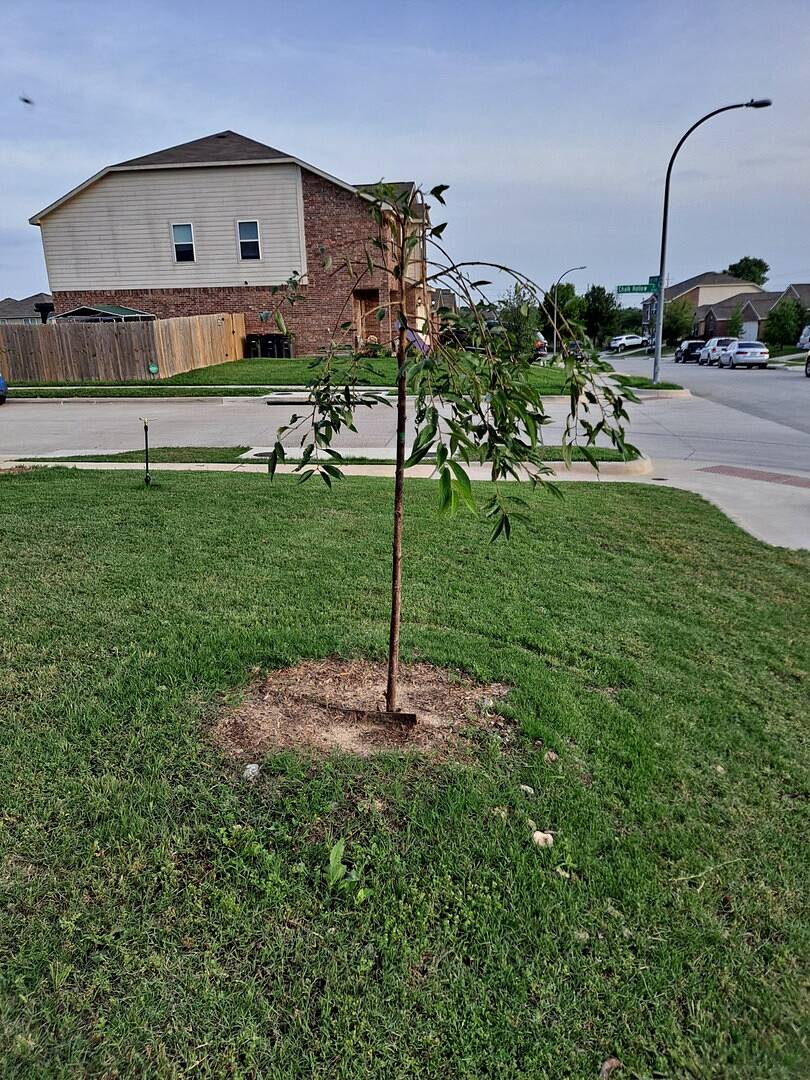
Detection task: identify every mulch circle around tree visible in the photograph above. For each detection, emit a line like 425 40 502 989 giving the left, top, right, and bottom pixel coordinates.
213 658 511 759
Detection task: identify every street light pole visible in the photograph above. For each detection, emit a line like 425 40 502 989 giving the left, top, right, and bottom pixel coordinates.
652 98 772 384
551 264 586 356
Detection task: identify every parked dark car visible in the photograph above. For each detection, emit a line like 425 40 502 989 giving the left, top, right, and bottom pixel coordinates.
0 372 7 405
674 339 704 363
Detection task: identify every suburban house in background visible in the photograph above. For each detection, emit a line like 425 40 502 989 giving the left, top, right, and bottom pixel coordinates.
699 292 781 340
29 132 431 355
641 272 763 338
0 292 52 325
699 283 810 339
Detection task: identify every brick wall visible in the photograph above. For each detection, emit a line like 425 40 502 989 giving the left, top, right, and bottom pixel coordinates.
52 170 396 356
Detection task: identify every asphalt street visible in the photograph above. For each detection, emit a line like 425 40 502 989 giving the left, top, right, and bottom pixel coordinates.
615 352 810 435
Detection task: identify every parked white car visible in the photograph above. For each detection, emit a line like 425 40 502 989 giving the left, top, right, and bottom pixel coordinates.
698 337 736 366
608 333 649 352
796 325 810 350
718 341 770 369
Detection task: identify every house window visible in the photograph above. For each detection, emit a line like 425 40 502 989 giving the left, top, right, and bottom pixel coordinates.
237 220 261 260
171 223 195 262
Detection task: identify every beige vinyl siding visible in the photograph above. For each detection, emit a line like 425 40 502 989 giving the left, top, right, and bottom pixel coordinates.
39 163 306 290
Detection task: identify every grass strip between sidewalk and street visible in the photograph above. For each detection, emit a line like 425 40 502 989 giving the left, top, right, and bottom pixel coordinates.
1 468 808 1077
610 373 683 391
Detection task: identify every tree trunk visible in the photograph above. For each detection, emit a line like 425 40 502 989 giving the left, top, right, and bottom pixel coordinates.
385 318 408 712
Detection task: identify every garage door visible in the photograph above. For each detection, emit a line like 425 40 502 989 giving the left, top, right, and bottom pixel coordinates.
741 319 758 340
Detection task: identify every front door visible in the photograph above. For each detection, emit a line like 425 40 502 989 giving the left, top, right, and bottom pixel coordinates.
353 289 380 346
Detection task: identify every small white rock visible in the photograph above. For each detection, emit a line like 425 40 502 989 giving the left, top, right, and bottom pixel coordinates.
519 784 535 796
532 830 554 848
544 750 559 764
243 763 260 781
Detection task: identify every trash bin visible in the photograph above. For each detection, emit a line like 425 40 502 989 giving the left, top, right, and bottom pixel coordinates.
259 333 292 358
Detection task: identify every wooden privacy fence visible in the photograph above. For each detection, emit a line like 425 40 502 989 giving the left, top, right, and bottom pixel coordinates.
0 313 246 382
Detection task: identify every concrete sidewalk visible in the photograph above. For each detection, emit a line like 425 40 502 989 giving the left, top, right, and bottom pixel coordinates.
5 454 808 550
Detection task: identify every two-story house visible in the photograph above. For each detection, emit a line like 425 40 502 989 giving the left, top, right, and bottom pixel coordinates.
0 292 52 325
29 131 430 355
640 272 763 338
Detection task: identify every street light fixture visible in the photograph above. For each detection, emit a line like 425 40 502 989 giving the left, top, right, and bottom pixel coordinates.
551 264 586 357
652 98 772 384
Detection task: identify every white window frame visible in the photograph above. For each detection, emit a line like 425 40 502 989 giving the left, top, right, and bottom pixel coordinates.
170 222 195 263
236 219 262 262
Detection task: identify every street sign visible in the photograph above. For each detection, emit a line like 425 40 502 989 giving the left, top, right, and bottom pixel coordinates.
616 284 653 294
648 275 660 288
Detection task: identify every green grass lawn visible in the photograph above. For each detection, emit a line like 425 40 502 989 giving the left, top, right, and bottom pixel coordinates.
611 373 683 391
9 386 270 399
23 445 636 465
1 470 808 1077
12 356 575 396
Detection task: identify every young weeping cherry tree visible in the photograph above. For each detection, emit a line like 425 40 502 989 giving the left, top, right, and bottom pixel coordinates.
266 184 634 715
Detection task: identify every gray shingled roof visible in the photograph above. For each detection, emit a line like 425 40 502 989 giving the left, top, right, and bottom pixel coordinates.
664 272 750 300
703 295 753 319
114 131 289 168
740 291 782 317
0 292 52 318
786 283 810 306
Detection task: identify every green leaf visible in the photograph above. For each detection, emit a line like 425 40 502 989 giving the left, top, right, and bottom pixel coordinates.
579 445 600 471
438 468 453 511
448 460 476 512
430 222 448 239
327 839 347 887
274 310 287 335
490 514 508 542
430 184 450 205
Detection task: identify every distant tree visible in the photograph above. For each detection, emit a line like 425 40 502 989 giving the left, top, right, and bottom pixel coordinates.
580 285 620 346
726 303 744 338
662 297 694 344
762 298 803 348
726 256 769 286
614 306 642 334
496 283 539 358
540 282 583 349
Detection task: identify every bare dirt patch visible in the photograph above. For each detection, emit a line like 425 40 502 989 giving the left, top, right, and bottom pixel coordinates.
214 658 510 759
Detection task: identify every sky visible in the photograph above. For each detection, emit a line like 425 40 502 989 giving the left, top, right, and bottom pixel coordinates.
1 0 809 304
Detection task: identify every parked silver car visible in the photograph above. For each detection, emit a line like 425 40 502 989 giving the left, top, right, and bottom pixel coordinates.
718 341 769 369
698 337 736 366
